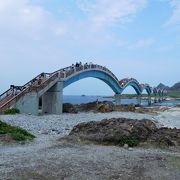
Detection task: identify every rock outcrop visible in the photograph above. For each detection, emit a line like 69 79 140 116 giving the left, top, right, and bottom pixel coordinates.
67 118 180 148
77 101 115 112
97 101 115 112
63 103 78 113
115 104 136 112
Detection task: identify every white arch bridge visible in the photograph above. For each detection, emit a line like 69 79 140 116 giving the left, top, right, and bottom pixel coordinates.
0 64 166 115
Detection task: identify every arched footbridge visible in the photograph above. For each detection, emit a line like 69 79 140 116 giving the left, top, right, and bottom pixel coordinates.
0 63 166 115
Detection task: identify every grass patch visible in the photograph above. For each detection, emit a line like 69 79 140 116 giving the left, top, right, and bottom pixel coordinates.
0 120 35 141
4 108 20 115
120 94 154 99
167 91 180 98
117 136 140 147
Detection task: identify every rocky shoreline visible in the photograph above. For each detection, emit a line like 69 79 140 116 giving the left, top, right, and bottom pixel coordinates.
63 101 170 114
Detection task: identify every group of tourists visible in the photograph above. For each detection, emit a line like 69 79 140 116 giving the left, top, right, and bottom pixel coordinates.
60 62 94 77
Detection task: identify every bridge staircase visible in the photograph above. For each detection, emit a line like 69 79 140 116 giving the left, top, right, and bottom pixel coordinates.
0 72 58 113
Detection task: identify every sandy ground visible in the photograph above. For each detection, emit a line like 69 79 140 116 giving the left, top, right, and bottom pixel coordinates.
0 107 180 180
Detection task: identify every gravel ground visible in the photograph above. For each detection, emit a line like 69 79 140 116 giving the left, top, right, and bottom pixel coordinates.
0 108 180 180
0 112 155 136
156 108 180 128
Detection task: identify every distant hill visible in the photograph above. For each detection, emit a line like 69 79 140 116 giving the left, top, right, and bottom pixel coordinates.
170 82 180 91
157 82 180 92
156 83 169 90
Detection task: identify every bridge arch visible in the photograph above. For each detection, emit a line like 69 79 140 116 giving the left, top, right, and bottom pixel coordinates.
153 88 158 95
121 80 142 95
141 84 152 95
63 69 121 94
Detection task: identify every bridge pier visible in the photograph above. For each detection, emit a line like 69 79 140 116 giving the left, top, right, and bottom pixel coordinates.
15 92 39 115
42 81 63 114
137 95 141 106
114 94 121 105
158 96 162 103
148 95 151 106
154 95 157 103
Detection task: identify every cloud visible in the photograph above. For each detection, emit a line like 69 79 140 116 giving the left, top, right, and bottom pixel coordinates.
77 0 147 31
0 0 67 37
164 0 180 27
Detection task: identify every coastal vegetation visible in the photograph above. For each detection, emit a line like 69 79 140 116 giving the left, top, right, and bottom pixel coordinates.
4 108 20 115
0 120 35 141
116 135 139 147
167 91 180 98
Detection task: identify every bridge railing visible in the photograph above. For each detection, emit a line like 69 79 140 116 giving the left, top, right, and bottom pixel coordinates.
34 73 59 92
87 64 119 82
54 63 119 83
0 88 12 101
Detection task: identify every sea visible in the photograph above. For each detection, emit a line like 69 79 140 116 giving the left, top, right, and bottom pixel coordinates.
63 95 180 107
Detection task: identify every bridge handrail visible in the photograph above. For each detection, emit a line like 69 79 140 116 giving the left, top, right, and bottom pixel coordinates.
51 65 72 75
32 73 59 92
0 88 12 101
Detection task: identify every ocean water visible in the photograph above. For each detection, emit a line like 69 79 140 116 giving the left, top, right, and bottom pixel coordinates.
63 95 180 107
155 99 180 107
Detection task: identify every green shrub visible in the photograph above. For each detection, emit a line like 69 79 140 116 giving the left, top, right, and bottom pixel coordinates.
4 108 20 115
10 132 27 141
117 136 139 147
168 91 180 98
0 120 35 141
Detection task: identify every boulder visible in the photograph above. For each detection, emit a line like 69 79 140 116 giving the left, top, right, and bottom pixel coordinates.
77 101 115 112
97 101 115 113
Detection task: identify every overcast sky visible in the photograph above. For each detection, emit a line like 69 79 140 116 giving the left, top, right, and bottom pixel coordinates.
0 0 180 95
